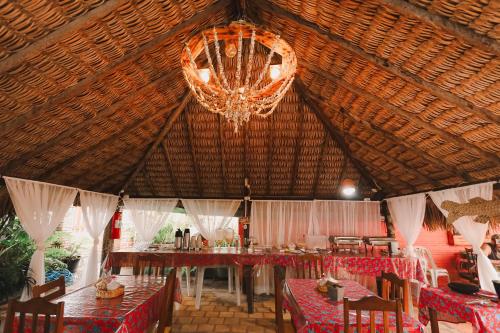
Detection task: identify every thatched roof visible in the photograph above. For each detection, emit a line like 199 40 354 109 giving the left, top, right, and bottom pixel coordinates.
0 0 498 204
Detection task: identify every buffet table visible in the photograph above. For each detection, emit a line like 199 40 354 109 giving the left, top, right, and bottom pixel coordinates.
110 248 425 313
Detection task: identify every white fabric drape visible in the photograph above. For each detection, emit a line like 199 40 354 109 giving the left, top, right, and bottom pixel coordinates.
250 200 313 294
123 198 178 249
310 200 383 237
79 190 118 285
429 182 497 292
4 177 77 297
387 193 426 257
181 199 240 244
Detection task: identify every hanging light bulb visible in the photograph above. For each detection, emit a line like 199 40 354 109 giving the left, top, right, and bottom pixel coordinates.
341 178 356 196
198 68 210 83
269 64 281 80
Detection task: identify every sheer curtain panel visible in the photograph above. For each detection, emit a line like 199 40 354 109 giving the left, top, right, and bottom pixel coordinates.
181 199 241 244
4 177 78 298
387 193 426 257
79 190 119 285
429 182 497 292
123 198 178 249
310 200 383 237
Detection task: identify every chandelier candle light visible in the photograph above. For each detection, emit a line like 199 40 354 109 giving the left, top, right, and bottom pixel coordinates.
181 21 297 132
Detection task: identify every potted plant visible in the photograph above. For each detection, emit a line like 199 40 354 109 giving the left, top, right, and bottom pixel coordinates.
45 231 81 274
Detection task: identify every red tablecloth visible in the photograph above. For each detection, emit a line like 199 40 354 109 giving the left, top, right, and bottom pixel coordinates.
14 275 182 333
284 279 424 333
419 287 500 333
111 249 425 282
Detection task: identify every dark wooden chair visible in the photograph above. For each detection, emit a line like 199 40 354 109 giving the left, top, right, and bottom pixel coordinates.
295 254 324 279
381 272 410 314
32 277 66 301
343 296 403 333
133 253 167 276
3 297 64 333
156 269 177 333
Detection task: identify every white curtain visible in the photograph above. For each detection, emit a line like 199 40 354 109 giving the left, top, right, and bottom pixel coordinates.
181 199 240 244
79 190 119 285
4 177 77 298
310 200 384 237
250 200 313 294
387 193 426 257
123 198 178 249
429 182 497 292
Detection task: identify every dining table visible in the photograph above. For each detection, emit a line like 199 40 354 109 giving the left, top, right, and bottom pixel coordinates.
283 278 425 333
419 286 500 333
110 247 425 313
14 275 182 333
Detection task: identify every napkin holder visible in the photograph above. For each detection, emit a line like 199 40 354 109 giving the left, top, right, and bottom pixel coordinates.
327 282 344 302
95 277 124 299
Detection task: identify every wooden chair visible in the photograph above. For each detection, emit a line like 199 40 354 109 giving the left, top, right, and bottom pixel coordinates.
156 269 177 333
133 253 167 276
3 297 64 333
343 296 403 333
459 248 478 284
381 272 410 314
33 277 66 301
295 254 324 279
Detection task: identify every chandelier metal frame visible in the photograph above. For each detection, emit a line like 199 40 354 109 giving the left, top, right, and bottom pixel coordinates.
181 21 297 132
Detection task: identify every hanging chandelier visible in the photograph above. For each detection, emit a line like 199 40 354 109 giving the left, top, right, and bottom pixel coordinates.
181 21 297 132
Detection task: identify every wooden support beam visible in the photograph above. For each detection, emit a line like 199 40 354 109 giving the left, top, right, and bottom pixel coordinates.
121 92 191 192
184 106 203 196
312 133 327 197
289 103 305 195
305 89 473 182
252 0 498 124
0 0 130 74
301 65 500 166
161 141 180 197
219 115 228 196
0 0 232 134
143 166 158 197
1 70 180 175
295 80 379 190
377 0 499 55
266 113 275 196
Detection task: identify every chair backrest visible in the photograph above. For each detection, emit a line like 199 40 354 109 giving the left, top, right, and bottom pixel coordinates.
133 253 167 276
156 269 177 333
381 272 410 314
3 297 64 333
295 254 324 279
464 248 478 273
414 246 437 271
33 277 66 301
343 296 403 333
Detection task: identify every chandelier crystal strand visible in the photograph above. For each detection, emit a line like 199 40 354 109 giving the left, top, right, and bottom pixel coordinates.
181 21 296 132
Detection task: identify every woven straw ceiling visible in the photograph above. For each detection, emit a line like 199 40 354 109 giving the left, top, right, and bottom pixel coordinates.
0 0 498 203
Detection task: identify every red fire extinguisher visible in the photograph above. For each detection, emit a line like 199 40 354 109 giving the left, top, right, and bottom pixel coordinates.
110 209 122 240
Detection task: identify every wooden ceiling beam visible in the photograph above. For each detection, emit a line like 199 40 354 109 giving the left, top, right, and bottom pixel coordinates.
161 141 180 197
377 0 499 55
143 166 158 197
121 92 191 192
219 115 228 196
184 106 203 196
305 89 473 182
0 0 130 74
289 103 305 195
1 0 232 134
1 69 180 175
302 64 500 165
312 133 327 198
295 80 380 191
252 0 498 124
39 102 180 182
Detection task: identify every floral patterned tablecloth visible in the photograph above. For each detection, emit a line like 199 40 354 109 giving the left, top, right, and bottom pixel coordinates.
14 275 182 333
111 249 425 282
419 287 500 333
283 279 424 333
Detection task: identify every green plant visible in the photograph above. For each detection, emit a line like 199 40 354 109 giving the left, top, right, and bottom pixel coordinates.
0 214 35 302
44 257 68 272
153 224 174 244
45 247 72 261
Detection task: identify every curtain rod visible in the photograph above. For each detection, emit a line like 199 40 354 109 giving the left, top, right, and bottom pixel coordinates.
2 175 78 191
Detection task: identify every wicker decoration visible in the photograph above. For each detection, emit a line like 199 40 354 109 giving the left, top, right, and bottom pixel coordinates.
181 20 297 132
441 198 500 225
95 277 124 299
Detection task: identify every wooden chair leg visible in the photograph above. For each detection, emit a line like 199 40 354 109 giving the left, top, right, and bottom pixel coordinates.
429 308 440 333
